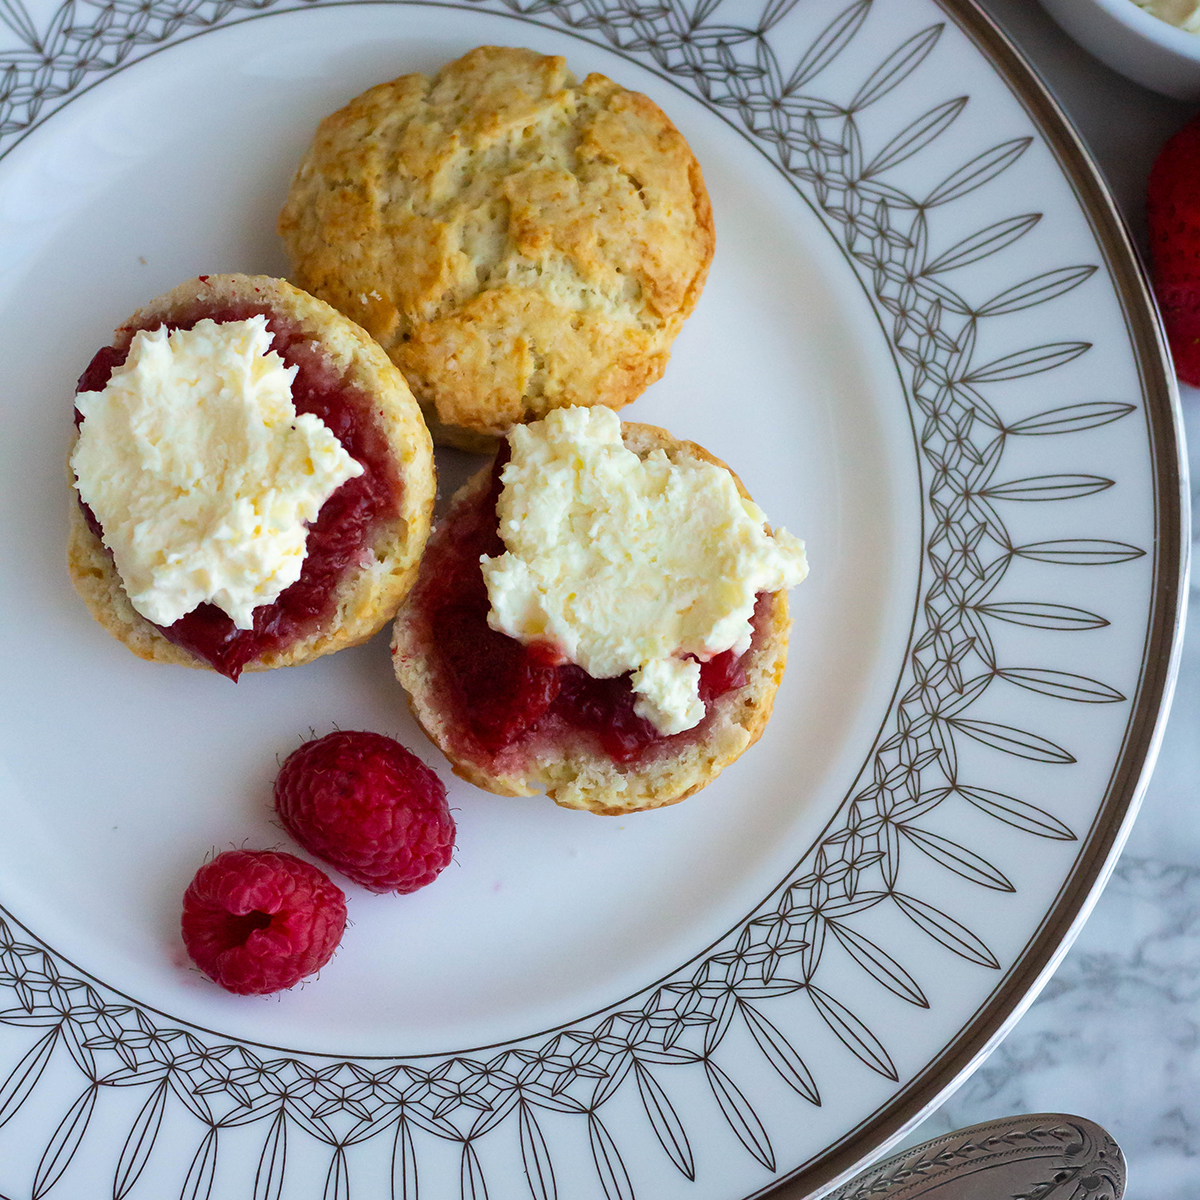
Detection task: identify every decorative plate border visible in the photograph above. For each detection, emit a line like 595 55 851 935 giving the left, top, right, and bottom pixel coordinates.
0 1 1184 1198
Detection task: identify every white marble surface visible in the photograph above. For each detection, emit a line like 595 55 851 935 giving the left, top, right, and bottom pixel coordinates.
902 2 1200 1196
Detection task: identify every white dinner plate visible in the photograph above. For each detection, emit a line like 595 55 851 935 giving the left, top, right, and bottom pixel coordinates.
0 0 1185 1197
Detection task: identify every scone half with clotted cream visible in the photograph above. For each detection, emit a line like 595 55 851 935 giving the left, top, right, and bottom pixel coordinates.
68 274 435 680
391 406 807 815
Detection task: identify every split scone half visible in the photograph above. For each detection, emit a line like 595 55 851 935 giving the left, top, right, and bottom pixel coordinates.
390 409 807 815
68 274 435 680
279 45 715 452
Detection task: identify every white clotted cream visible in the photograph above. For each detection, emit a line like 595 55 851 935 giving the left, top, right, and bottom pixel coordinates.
71 316 363 629
481 406 808 735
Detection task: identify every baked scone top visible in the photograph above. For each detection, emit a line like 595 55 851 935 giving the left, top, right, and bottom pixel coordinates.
279 45 715 447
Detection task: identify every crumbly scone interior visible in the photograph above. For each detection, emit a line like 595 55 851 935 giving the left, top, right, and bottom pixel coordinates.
67 274 435 673
279 46 715 442
391 422 791 815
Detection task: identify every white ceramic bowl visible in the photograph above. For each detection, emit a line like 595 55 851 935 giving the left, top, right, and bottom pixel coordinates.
1040 0 1200 99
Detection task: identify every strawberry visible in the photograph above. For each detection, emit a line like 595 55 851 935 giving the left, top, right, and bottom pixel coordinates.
1147 115 1200 385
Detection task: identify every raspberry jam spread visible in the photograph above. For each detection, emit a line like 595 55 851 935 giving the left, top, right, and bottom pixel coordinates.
422 455 754 764
75 301 400 680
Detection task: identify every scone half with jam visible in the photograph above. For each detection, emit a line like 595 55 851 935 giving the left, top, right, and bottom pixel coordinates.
279 45 715 452
390 407 807 815
68 274 435 680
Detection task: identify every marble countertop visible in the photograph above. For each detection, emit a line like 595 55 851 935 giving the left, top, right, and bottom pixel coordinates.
895 3 1198 1197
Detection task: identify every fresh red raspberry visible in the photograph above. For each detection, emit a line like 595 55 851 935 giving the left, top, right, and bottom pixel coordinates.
181 850 346 995
274 731 455 894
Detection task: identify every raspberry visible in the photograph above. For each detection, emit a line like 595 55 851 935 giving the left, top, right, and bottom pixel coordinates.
181 850 346 995
274 731 455 894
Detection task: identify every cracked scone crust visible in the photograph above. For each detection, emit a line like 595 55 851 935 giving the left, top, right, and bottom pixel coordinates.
68 274 435 674
279 46 715 450
391 423 791 816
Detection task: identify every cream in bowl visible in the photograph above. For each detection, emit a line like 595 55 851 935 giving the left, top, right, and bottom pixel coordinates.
1040 0 1200 99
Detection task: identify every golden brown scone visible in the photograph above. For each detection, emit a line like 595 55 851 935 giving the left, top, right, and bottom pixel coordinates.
391 422 791 815
68 274 435 676
279 46 715 450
